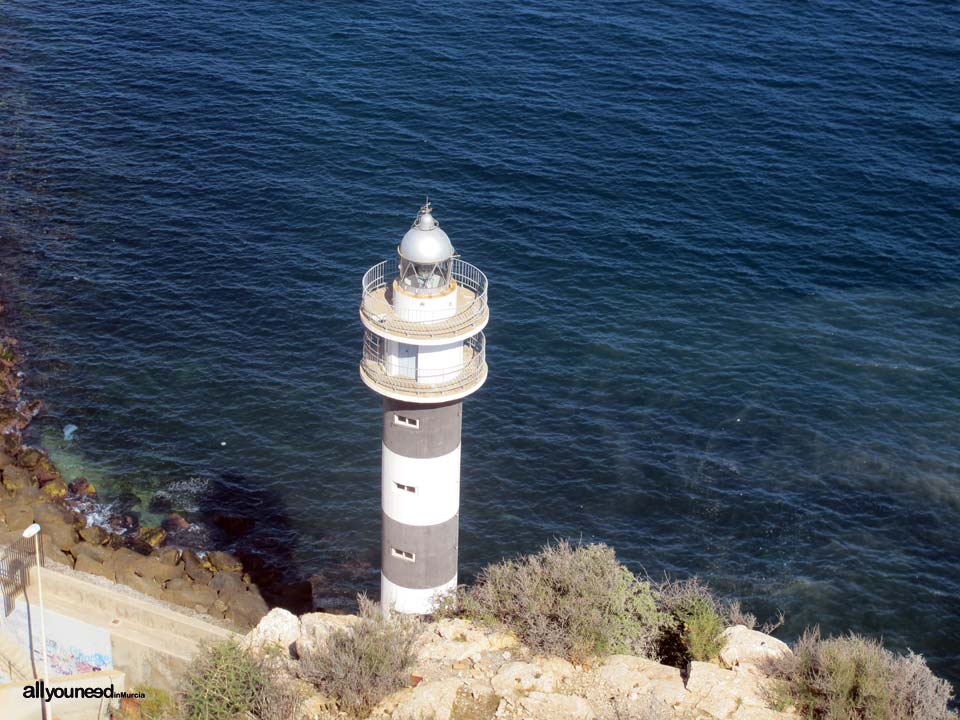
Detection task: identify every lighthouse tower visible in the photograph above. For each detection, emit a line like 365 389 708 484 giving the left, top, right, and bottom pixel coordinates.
359 200 489 614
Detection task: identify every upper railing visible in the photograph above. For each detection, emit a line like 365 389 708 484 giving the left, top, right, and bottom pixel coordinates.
360 258 488 340
360 332 487 401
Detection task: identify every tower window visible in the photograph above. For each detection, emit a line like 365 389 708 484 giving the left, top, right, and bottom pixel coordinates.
393 414 419 429
394 482 417 494
391 548 415 562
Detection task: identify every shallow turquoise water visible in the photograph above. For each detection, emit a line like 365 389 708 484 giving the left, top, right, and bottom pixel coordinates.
1 0 958 683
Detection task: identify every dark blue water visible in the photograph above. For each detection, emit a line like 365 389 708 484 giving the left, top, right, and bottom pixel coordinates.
2 0 959 684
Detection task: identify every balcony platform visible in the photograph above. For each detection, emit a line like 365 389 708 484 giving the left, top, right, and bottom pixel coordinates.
359 259 488 345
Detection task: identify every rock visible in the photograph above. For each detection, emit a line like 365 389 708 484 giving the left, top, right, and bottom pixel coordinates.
391 677 464 720
79 525 109 545
39 477 68 501
300 693 336 720
0 451 14 468
417 618 517 665
4 505 34 532
719 626 791 671
68 477 96 497
33 503 72 527
518 692 595 720
2 465 32 491
597 655 688 707
211 570 245 596
731 707 794 720
156 546 181 565
74 541 109 564
684 661 774 720
147 493 173 513
207 550 243 573
224 587 270 628
241 607 301 656
296 612 361 658
450 682 499 720
137 526 166 548
139 555 183 583
161 513 190 532
182 550 213 584
118 568 164 600
43 520 79 552
16 448 43 468
75 553 111 579
107 511 140 533
164 578 218 610
491 659 575 698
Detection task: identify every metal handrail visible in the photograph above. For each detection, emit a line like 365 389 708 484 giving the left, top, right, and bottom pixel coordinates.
360 258 488 337
360 332 486 398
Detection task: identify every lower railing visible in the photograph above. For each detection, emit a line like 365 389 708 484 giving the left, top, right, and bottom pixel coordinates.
360 333 486 399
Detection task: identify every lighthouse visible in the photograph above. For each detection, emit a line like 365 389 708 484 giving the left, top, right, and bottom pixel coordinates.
359 200 489 614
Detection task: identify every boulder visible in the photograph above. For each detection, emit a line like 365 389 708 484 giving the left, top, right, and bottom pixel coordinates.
2 465 32 491
211 570 245 596
719 626 791 671
390 677 464 720
39 477 68 501
207 550 243 573
416 618 516 665
41 536 75 568
43 520 78 553
16 448 43 468
138 555 183 584
296 612 360 658
137 526 166 548
518 692 595 720
163 578 218 610
33 503 73 527
491 659 575 698
156 546 181 565
0 451 15 468
242 607 301 656
4 505 33 532
75 553 112 579
74 541 109 564
224 587 269 628
182 550 213 584
596 655 687 707
118 569 164 600
79 525 109 545
684 661 774 720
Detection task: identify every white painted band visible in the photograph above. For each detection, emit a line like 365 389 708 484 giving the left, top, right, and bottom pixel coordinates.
380 572 456 615
382 443 461 526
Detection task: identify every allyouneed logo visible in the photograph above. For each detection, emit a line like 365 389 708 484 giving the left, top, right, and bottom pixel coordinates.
23 680 144 702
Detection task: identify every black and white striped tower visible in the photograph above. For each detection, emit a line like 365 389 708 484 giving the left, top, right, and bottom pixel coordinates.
359 200 489 614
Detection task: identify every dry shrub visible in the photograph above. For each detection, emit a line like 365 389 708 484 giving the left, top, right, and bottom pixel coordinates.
298 594 419 718
452 540 664 662
654 576 727 665
765 627 958 720
178 638 305 720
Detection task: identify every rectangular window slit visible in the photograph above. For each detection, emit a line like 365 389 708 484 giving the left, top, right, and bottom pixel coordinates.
393 414 419 429
391 547 415 562
394 482 417 494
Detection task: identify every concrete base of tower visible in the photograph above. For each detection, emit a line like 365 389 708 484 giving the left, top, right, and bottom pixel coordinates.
381 573 456 615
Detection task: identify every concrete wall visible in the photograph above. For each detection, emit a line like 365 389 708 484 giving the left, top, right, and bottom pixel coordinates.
25 567 236 692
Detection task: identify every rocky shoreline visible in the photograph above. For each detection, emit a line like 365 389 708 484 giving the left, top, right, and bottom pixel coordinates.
0 305 273 629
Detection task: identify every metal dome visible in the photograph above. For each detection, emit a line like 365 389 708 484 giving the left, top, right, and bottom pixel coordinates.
398 200 455 264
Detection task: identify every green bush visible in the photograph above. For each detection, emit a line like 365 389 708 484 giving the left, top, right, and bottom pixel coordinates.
764 627 958 720
133 685 175 720
448 540 665 662
654 577 728 665
178 638 304 720
298 594 419 718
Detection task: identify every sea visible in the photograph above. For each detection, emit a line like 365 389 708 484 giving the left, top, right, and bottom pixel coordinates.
1 0 958 685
